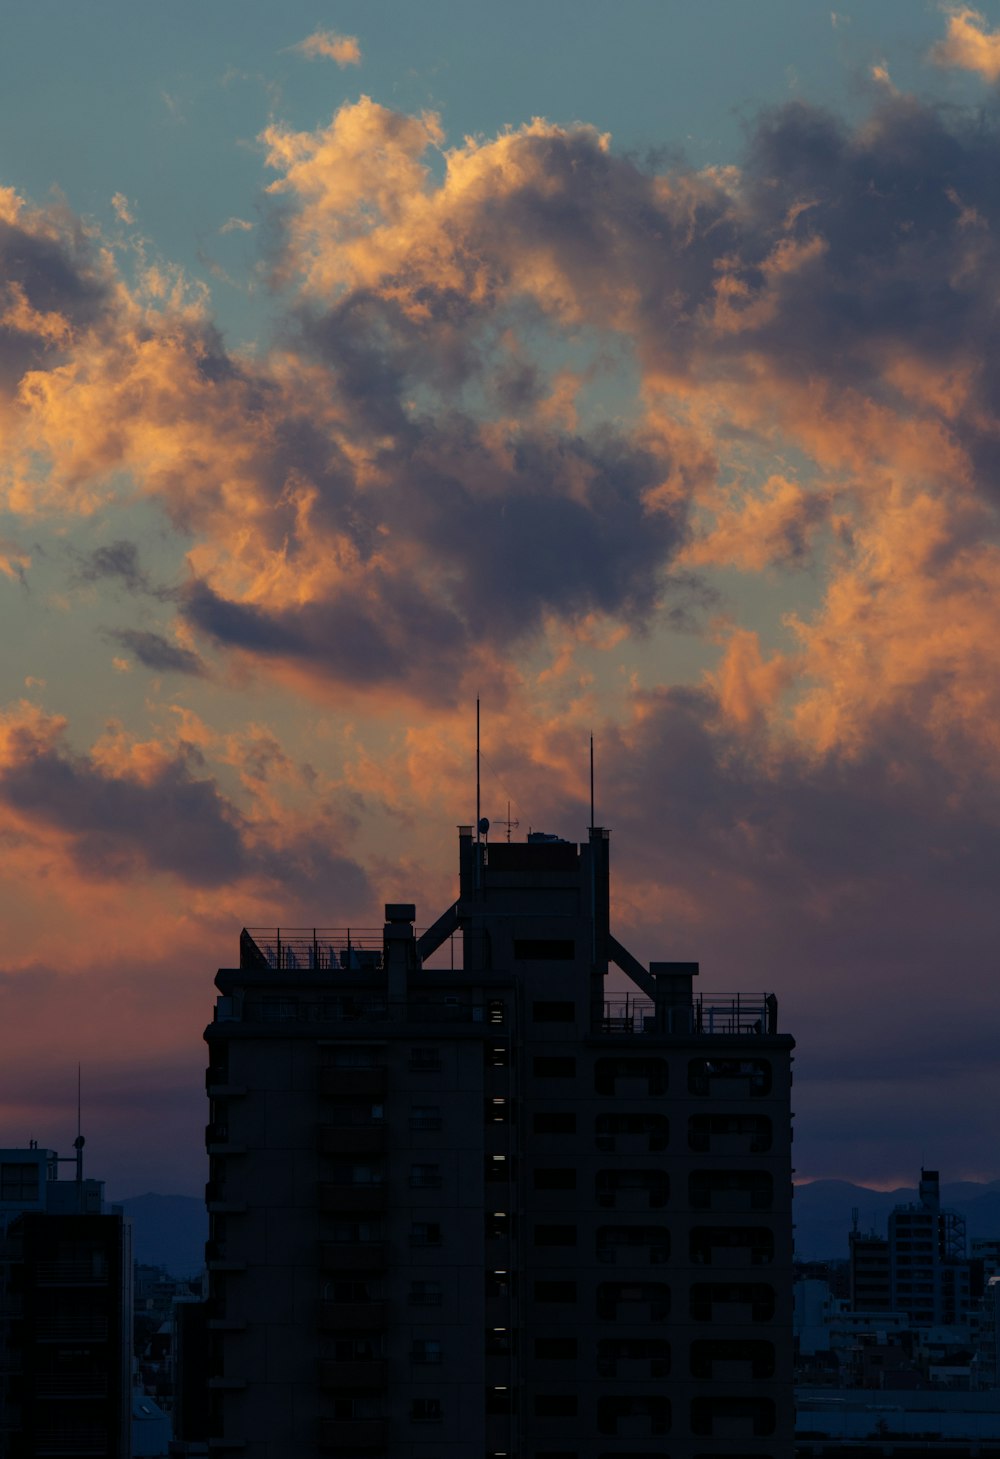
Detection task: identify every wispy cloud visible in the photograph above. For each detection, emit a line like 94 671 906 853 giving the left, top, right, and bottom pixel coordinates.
292 30 361 68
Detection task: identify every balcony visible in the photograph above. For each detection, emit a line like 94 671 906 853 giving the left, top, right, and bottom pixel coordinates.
318 1301 386 1331
318 1418 386 1450
319 1068 386 1100
321 1242 387 1271
320 1360 387 1389
319 1124 387 1155
320 1182 387 1213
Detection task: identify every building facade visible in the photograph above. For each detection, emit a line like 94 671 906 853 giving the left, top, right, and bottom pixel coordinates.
204 824 794 1457
0 1147 132 1459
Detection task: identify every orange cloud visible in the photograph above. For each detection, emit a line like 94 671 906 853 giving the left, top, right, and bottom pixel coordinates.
930 7 1000 81
293 30 362 67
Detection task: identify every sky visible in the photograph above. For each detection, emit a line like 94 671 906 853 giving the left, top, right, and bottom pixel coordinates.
1 1 999 1198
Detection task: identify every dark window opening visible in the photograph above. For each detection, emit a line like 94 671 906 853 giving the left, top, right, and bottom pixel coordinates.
534 1056 576 1077
515 939 576 960
534 1112 576 1135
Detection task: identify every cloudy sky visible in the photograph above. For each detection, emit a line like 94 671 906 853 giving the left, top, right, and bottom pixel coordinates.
1 1 999 1197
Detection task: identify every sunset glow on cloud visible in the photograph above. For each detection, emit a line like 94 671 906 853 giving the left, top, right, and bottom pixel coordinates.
0 2 998 1194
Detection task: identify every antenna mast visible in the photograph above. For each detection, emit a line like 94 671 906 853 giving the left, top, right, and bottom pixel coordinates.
475 698 481 891
74 1063 85 1206
590 733 595 830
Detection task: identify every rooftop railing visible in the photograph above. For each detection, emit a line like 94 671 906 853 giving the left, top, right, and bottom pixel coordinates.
241 928 384 972
602 994 777 1036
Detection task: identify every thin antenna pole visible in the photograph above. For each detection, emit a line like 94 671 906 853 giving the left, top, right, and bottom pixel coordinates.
475 698 481 891
74 1064 85 1205
590 734 595 831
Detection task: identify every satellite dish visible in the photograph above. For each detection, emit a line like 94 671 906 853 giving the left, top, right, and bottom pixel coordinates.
478 817 490 835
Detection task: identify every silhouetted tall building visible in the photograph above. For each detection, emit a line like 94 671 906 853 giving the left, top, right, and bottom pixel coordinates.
0 1146 132 1458
205 824 794 1456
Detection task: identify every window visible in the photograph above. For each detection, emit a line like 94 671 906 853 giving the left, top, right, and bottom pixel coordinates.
410 1047 441 1071
329 1219 382 1243
410 1398 443 1423
1 1163 39 1202
324 1278 382 1302
688 1056 771 1096
409 1163 442 1188
535 1337 577 1359
485 1211 512 1239
597 1338 670 1378
690 1396 775 1437
326 1046 383 1068
411 1339 442 1365
535 1395 577 1417
515 939 575 960
261 996 299 1021
332 1335 383 1361
410 1221 442 1247
597 1281 671 1320
688 1113 772 1151
326 1101 384 1127
486 1270 514 1298
328 1160 384 1186
533 1168 576 1190
689 1338 775 1380
690 1226 774 1266
688 1170 773 1211
596 1169 669 1208
598 1396 669 1436
409 1280 442 1306
596 1226 670 1263
410 1106 442 1131
689 1282 775 1322
332 1395 383 1419
534 1056 576 1077
488 1044 509 1068
486 1154 510 1183
534 1279 577 1303
595 1057 667 1095
532 1001 575 1022
533 1112 576 1135
534 1224 577 1247
595 1112 668 1151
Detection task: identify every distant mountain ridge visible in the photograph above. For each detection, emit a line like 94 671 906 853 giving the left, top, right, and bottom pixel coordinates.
113 1181 1000 1274
794 1178 1000 1261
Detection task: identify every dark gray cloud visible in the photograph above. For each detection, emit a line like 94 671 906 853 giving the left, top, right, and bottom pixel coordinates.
76 540 150 594
110 629 207 677
0 728 371 906
0 206 111 393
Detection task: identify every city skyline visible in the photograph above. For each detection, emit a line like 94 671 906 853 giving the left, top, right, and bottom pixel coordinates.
0 1 999 1197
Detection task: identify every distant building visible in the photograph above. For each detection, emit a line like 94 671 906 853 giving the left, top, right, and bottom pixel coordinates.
204 822 795 1456
0 1144 132 1458
848 1171 972 1330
